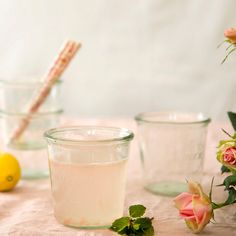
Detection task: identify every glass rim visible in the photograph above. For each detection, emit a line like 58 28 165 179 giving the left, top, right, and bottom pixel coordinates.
0 109 63 117
44 126 134 144
135 111 211 125
0 77 62 87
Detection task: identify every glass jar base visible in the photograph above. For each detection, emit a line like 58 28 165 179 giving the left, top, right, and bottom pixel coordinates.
56 217 111 229
145 181 188 197
68 224 111 230
22 169 49 179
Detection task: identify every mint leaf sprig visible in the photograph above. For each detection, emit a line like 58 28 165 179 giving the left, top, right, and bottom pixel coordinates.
110 204 154 236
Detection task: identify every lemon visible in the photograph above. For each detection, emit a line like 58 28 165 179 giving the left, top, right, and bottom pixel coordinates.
0 152 21 191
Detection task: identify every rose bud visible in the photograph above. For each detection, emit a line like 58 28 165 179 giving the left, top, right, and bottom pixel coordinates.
224 28 236 43
174 181 213 234
217 140 236 171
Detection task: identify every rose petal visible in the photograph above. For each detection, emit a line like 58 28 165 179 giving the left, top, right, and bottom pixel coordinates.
188 182 204 199
174 192 192 210
179 209 195 219
189 182 211 204
196 210 212 233
192 196 211 224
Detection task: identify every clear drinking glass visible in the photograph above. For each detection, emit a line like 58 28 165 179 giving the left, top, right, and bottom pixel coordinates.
0 78 62 113
44 126 134 228
135 112 211 197
0 78 62 149
0 110 62 150
0 77 62 179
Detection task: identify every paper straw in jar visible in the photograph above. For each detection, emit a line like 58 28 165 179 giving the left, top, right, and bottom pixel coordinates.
10 40 81 142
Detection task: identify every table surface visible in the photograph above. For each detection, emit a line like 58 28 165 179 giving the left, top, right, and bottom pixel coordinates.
1 118 236 236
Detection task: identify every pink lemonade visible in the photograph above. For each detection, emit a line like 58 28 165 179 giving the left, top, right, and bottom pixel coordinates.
49 158 128 228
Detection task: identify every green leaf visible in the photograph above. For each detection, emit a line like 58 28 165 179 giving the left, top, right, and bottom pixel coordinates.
212 187 236 209
222 174 236 189
110 204 154 236
213 173 236 210
110 217 130 234
225 187 236 205
129 205 146 218
144 225 154 236
132 221 141 231
221 165 231 174
133 217 153 230
228 111 236 131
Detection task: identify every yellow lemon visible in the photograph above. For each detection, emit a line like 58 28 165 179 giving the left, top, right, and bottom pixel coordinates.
0 152 21 191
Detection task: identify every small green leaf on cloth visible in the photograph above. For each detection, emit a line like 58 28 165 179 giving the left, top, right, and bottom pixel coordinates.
111 217 130 234
129 205 146 218
143 225 155 236
133 217 154 235
110 204 154 236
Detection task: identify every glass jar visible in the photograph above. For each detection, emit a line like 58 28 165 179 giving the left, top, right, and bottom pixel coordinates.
0 110 62 150
0 78 62 113
44 126 134 228
0 77 63 179
135 112 211 197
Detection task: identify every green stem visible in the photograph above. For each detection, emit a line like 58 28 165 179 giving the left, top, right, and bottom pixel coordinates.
226 43 234 51
221 47 236 64
217 39 231 48
212 200 236 210
221 128 233 138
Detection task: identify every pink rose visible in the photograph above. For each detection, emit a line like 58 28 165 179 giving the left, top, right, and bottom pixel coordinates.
174 181 213 233
223 147 236 166
224 28 236 43
217 140 236 171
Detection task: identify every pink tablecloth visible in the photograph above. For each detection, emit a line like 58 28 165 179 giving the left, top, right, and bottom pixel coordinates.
0 118 236 236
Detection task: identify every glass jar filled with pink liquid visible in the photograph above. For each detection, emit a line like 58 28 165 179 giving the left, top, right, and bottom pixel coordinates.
44 126 134 228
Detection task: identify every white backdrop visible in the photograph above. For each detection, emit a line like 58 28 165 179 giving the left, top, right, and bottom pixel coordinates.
0 0 235 120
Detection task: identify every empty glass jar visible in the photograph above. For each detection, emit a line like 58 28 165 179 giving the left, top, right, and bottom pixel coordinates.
135 112 211 197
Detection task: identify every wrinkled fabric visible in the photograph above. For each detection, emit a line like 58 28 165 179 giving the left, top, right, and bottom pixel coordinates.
0 119 236 236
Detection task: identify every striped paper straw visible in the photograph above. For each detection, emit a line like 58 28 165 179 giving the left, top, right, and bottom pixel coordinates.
10 41 81 142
